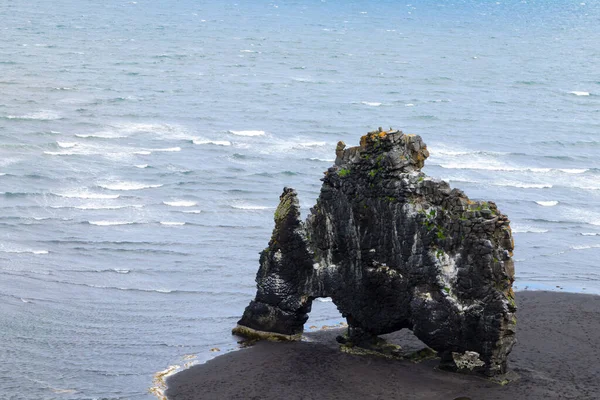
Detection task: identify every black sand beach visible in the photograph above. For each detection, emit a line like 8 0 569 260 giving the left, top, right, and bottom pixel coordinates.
166 291 600 400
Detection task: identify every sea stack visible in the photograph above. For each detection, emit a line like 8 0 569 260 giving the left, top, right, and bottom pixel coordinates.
233 128 516 377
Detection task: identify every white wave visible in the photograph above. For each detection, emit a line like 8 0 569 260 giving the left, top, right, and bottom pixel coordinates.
160 221 186 226
112 268 130 274
292 77 312 82
570 91 590 96
316 297 333 302
529 168 552 173
536 201 559 207
56 191 120 199
296 141 327 148
0 173 5 176
559 168 588 174
44 151 76 156
73 204 143 210
6 110 61 120
405 103 414 107
163 200 197 207
361 101 382 107
116 122 190 139
439 162 556 174
433 149 473 156
135 164 148 168
20 298 32 303
231 204 271 210
494 182 553 189
0 248 48 254
309 157 335 162
57 142 77 148
511 226 549 233
182 210 201 214
571 244 600 250
98 181 162 191
193 139 232 146
439 163 514 171
119 123 168 133
46 142 150 159
581 233 599 236
228 130 265 137
88 221 136 226
85 283 173 293
75 133 127 139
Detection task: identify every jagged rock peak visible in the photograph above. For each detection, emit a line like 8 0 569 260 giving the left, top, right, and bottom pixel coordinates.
233 127 516 379
334 128 429 172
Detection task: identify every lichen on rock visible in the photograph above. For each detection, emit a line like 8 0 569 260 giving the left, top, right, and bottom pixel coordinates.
233 128 517 377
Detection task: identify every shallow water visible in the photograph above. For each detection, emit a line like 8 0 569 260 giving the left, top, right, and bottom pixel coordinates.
1 0 599 398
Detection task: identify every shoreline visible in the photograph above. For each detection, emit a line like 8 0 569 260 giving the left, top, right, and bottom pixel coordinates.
165 291 600 400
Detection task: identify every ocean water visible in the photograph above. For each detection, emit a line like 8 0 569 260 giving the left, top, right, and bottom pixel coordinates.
1 0 599 398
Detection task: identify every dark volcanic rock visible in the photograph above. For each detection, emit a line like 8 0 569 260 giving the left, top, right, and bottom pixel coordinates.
233 128 516 377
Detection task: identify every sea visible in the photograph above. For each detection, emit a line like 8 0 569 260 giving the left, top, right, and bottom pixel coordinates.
0 0 599 398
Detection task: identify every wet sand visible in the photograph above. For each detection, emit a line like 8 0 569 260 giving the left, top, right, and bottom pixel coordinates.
166 291 600 400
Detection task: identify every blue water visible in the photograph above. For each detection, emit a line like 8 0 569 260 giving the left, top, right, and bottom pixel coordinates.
1 0 599 398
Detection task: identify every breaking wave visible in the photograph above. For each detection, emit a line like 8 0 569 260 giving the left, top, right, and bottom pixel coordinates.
228 130 265 137
97 181 163 191
163 200 197 207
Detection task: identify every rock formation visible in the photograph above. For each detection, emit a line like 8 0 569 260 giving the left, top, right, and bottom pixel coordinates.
233 128 516 377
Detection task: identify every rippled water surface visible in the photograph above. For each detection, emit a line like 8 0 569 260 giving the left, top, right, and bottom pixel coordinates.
1 0 599 398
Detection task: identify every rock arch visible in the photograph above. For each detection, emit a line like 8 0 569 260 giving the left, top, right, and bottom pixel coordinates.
233 129 516 377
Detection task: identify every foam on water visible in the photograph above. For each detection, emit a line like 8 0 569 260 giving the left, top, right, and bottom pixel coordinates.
57 142 77 148
293 141 327 148
511 226 549 234
56 191 120 199
494 182 553 189
438 162 559 173
308 157 335 162
75 133 127 139
163 200 197 207
569 91 590 96
5 110 62 120
193 139 232 146
361 101 382 106
97 181 163 191
571 244 600 250
73 204 143 210
230 204 272 210
228 130 265 136
0 248 49 254
159 221 186 226
536 201 559 207
135 164 149 168
88 221 138 226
